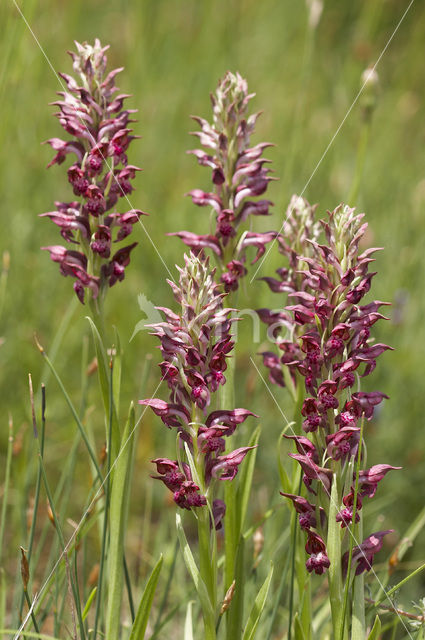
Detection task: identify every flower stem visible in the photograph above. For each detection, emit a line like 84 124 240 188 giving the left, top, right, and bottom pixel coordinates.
343 416 366 639
327 474 347 640
197 508 217 640
347 119 371 207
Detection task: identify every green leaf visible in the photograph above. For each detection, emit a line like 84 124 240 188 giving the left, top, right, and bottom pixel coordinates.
351 571 365 640
128 554 163 640
82 586 97 621
242 563 274 640
105 402 137 640
176 514 214 621
294 613 307 640
367 615 381 640
184 601 194 640
0 631 63 640
226 536 245 640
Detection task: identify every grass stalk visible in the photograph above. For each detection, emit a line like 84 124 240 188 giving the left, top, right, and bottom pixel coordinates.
34 336 103 483
0 414 14 567
28 375 86 639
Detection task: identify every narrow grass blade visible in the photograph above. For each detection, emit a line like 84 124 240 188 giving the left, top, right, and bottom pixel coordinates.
184 601 194 640
242 563 274 640
34 337 102 482
367 615 381 640
82 587 97 621
226 536 245 640
38 297 79 389
375 562 425 607
265 550 291 640
0 414 13 565
105 402 136 640
153 538 179 633
86 316 120 456
294 613 307 640
128 554 163 640
375 504 425 602
0 631 63 640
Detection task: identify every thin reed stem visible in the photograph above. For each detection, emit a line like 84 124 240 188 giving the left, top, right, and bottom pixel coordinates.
0 414 13 566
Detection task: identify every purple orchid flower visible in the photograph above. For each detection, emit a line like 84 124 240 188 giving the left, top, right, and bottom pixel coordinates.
40 40 146 304
343 530 394 576
208 446 257 481
170 72 279 291
357 464 402 498
305 530 330 575
141 253 257 522
264 202 397 577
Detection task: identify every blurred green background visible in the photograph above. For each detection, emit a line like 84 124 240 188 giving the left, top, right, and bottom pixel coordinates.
1 0 424 628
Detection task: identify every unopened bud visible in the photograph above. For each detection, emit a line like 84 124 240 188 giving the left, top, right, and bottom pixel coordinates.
20 546 29 590
2 251 10 272
306 0 323 30
253 526 264 568
88 563 100 587
26 497 35 530
47 501 55 527
99 442 107 466
360 67 379 120
220 580 236 614
87 357 98 376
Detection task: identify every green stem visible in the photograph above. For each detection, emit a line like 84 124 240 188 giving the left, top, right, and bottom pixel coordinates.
18 387 47 623
347 119 371 207
0 415 13 566
288 473 303 640
196 507 217 640
341 416 365 639
93 361 114 640
35 340 103 483
327 474 346 640
37 449 86 639
23 589 40 634
281 9 317 200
